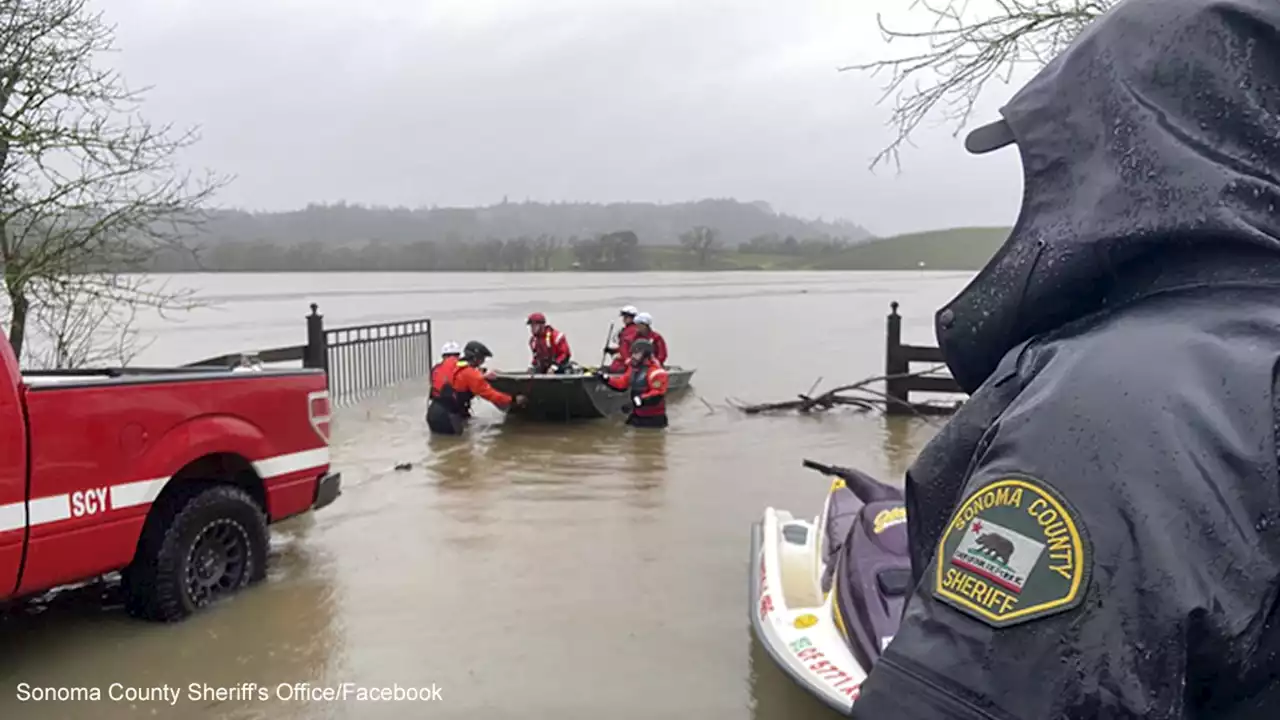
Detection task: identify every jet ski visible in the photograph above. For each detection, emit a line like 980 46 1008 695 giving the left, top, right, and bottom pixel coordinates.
748 459 911 713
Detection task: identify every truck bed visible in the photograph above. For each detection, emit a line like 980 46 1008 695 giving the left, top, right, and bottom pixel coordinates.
20 366 314 388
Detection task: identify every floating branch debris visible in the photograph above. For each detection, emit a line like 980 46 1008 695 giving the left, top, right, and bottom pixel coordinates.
729 302 967 418
728 365 959 418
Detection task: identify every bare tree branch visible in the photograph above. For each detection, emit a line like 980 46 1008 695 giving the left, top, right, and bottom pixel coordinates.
17 274 202 368
843 0 1114 169
0 0 230 363
729 365 961 419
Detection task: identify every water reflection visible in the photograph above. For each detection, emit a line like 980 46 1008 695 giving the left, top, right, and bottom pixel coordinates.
747 626 843 720
419 413 672 536
0 522 341 720
425 431 486 492
879 415 943 482
486 418 669 473
421 432 501 543
624 427 669 490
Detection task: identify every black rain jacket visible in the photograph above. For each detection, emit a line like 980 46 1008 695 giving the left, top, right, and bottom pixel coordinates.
851 0 1280 717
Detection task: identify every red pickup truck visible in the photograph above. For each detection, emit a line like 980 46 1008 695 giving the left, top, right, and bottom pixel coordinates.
0 332 340 621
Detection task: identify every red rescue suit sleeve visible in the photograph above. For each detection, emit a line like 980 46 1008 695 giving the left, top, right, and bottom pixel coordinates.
551 329 571 364
650 331 668 365
456 366 512 407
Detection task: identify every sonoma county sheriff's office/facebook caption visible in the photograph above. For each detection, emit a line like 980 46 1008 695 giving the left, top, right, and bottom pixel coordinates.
15 682 444 705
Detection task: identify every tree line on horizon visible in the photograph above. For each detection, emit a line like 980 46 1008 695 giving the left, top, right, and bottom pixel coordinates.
124 198 873 272
184 198 868 246
140 226 862 272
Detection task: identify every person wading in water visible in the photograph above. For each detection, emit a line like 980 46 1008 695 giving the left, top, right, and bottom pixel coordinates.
427 341 524 435
595 338 668 428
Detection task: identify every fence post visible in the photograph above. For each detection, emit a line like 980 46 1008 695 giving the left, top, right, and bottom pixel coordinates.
884 301 909 414
304 304 329 382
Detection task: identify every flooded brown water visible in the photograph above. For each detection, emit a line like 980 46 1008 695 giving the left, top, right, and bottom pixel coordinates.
0 271 972 719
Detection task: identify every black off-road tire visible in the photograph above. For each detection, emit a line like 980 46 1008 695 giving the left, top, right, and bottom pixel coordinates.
123 484 268 622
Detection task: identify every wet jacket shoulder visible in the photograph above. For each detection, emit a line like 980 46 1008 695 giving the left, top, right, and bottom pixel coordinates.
617 323 640 351
852 285 1280 719
430 356 459 397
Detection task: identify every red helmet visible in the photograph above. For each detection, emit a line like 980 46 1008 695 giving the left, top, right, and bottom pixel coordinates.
526 312 547 324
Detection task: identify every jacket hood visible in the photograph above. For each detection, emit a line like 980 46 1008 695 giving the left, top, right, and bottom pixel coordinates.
938 0 1280 393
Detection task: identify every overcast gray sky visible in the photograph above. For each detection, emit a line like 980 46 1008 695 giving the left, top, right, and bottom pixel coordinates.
105 0 1028 236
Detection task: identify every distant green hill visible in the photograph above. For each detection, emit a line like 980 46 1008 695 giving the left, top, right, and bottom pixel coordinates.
824 227 1012 270
636 226 1013 271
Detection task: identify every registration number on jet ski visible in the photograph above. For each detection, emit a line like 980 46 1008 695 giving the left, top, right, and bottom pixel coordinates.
788 638 862 698
758 556 774 620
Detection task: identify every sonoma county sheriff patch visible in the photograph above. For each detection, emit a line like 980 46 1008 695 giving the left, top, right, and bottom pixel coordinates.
933 475 1091 628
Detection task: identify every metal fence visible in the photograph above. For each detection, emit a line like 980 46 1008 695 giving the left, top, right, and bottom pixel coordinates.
185 303 433 408
320 315 434 406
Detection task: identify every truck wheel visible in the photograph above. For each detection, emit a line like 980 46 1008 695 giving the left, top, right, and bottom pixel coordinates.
124 484 268 622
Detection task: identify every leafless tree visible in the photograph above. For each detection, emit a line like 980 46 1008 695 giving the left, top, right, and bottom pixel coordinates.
845 0 1114 169
21 274 182 368
679 226 720 268
0 0 228 365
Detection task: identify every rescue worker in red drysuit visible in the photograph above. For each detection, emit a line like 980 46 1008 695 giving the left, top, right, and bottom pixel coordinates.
526 312 571 373
631 312 667 367
428 341 462 400
426 341 524 435
595 338 668 428
605 305 640 372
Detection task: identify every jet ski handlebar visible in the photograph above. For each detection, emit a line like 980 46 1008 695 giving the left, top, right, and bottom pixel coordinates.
802 459 845 476
801 459 904 504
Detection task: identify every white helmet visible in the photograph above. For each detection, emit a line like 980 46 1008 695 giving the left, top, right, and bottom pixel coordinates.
440 341 462 356
634 312 652 325
620 305 638 317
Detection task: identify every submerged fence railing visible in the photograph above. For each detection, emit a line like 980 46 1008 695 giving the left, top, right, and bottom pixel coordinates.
185 303 433 407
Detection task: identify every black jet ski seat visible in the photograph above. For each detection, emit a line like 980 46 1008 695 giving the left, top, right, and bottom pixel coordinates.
807 460 913 671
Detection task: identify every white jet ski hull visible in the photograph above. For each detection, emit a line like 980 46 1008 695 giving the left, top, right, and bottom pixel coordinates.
749 507 867 714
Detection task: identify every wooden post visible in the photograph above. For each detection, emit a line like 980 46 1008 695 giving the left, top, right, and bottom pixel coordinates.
884 301 909 414
304 303 329 383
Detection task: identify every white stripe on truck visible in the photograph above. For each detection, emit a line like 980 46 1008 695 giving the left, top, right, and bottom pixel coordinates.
0 447 330 534
251 448 330 480
0 503 23 535
110 477 169 510
27 495 72 527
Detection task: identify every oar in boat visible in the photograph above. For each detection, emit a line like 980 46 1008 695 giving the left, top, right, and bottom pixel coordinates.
599 322 615 367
